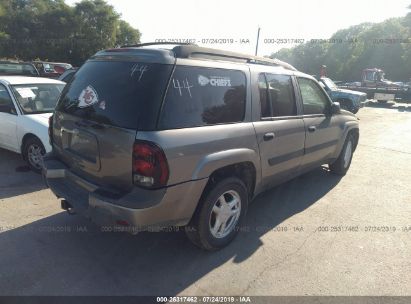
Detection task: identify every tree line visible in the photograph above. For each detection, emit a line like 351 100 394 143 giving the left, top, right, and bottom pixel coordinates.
0 0 141 66
270 5 411 82
1 0 410 80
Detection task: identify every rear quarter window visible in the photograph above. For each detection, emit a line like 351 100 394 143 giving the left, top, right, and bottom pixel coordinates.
159 66 246 129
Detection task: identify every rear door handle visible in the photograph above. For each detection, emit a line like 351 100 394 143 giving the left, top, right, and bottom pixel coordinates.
263 132 275 141
60 127 79 135
308 126 317 132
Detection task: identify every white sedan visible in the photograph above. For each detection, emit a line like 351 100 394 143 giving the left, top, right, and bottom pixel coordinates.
0 76 65 172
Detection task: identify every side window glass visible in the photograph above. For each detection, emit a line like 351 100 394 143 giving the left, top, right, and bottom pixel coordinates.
258 74 271 118
297 78 330 115
0 84 12 106
160 66 246 129
0 84 15 114
266 74 296 117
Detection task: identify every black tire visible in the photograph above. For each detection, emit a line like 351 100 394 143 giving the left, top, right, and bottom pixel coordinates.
185 177 248 251
329 134 355 175
23 137 46 173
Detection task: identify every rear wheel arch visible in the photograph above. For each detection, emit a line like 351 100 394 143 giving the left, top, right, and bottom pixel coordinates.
191 148 260 191
204 162 257 200
189 161 257 222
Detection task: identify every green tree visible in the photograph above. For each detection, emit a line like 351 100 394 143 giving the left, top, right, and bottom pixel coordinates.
70 0 119 64
115 20 141 46
0 0 141 65
401 4 411 81
270 8 411 82
404 4 411 27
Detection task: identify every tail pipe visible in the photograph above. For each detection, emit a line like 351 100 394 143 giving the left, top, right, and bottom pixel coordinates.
61 200 75 215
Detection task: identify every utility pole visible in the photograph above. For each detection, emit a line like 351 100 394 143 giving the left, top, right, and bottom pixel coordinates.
255 27 260 56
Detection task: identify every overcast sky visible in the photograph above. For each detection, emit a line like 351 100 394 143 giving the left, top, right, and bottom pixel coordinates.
65 0 410 56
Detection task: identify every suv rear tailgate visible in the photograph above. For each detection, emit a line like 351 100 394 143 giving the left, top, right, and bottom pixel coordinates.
52 59 173 192
53 112 137 191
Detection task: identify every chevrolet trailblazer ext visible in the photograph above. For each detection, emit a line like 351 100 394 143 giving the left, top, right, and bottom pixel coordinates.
43 43 359 250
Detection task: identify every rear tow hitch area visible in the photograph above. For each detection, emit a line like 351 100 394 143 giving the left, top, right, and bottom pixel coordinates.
61 200 76 215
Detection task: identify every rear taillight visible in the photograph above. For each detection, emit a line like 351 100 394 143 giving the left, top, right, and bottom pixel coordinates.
48 115 53 145
132 140 169 189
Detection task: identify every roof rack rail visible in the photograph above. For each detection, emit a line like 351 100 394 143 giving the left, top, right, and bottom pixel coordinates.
121 41 197 48
172 45 297 71
119 42 297 71
249 57 297 71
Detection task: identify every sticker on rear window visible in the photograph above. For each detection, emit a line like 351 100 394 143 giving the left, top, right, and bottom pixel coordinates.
198 75 231 87
78 85 99 108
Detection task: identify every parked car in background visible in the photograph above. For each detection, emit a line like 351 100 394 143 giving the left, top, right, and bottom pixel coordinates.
319 77 367 113
43 44 360 250
33 61 73 78
0 76 65 172
58 68 78 83
0 61 39 77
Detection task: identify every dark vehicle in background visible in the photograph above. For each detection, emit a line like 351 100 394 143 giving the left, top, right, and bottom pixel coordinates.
319 77 367 114
58 68 78 83
340 68 411 102
0 61 39 76
33 61 73 78
361 68 402 88
43 44 359 250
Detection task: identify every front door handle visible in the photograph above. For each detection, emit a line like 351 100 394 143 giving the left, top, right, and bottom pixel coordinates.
308 126 317 132
263 132 275 141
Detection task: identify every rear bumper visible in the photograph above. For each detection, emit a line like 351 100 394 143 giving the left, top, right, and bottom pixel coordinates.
42 153 208 231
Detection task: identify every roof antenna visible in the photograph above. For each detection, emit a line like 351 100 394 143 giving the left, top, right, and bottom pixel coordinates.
255 27 261 56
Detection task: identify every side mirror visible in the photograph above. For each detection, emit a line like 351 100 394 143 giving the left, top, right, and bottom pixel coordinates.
0 104 16 115
331 102 341 115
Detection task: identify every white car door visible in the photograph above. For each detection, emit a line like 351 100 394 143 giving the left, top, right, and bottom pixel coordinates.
0 84 19 152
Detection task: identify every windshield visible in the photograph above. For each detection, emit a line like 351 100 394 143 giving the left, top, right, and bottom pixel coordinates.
0 63 38 76
11 83 65 114
321 78 338 90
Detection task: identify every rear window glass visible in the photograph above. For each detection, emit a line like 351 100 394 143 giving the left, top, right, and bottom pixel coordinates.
56 61 173 129
159 66 246 129
0 63 38 76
